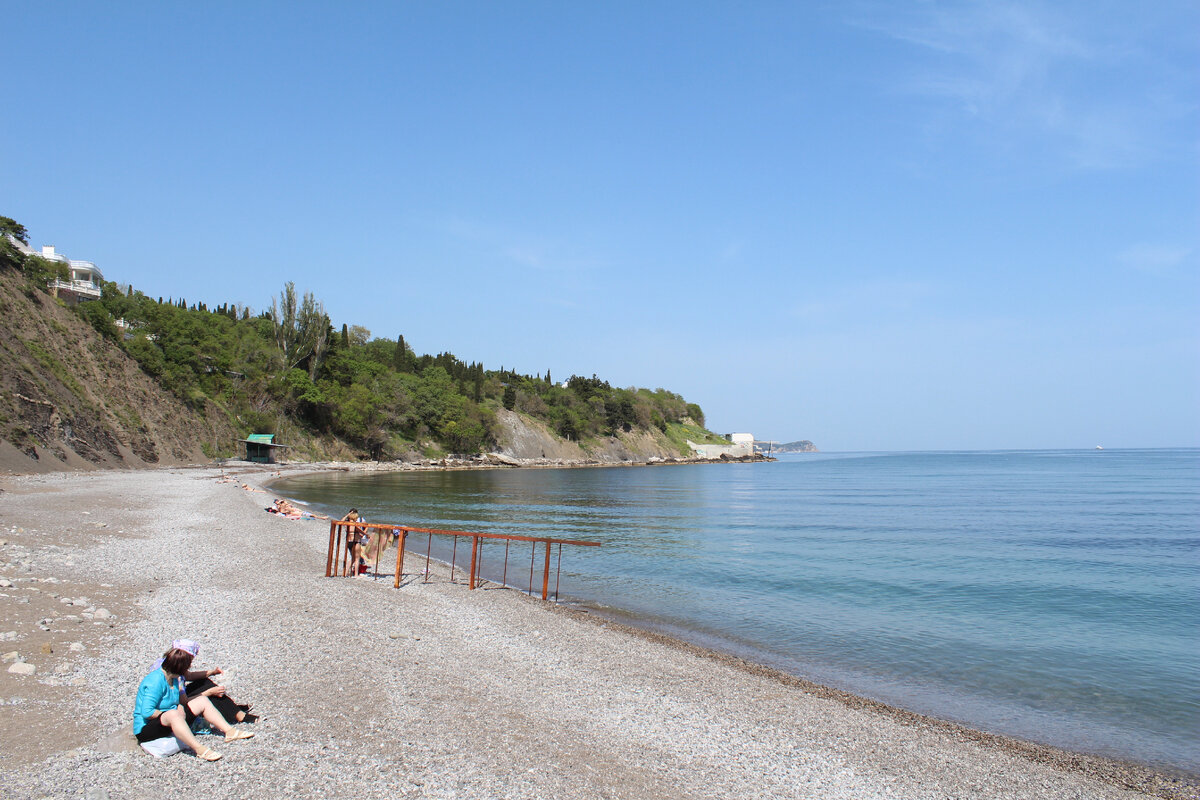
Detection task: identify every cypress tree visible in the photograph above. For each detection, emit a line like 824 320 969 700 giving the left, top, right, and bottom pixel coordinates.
341 323 349 348
394 334 407 371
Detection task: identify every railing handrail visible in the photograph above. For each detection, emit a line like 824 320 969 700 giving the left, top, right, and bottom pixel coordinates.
325 519 600 600
328 519 600 547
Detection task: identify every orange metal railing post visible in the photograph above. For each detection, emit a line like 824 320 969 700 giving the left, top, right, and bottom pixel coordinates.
554 542 562 602
338 525 348 575
424 532 432 582
393 529 407 589
542 540 552 600
528 543 536 596
325 521 336 577
468 534 479 590
502 539 510 587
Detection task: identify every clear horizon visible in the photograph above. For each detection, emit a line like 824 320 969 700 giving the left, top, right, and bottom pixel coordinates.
3 2 1196 451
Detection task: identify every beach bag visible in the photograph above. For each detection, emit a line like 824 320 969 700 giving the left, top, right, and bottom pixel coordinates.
140 736 185 758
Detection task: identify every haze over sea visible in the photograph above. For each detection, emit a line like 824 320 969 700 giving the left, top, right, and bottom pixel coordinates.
275 449 1199 774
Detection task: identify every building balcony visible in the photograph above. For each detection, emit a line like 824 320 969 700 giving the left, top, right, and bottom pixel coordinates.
49 279 102 299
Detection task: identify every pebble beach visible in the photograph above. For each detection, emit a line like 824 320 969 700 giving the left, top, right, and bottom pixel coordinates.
0 465 1194 800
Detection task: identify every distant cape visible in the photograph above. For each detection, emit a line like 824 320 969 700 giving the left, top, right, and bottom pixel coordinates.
775 440 818 453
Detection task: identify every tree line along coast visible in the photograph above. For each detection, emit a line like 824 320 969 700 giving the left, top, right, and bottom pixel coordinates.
0 215 736 466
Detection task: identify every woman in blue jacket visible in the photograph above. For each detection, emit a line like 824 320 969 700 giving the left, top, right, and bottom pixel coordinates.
132 647 254 760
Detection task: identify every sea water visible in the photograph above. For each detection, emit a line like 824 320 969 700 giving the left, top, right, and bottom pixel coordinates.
272 449 1200 773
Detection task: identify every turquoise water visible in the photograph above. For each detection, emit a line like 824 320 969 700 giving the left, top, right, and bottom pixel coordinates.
273 449 1200 773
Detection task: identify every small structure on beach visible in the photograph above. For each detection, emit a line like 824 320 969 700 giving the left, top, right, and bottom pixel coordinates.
241 433 286 464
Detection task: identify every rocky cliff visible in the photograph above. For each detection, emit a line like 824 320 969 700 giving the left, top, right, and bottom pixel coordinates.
0 269 237 473
491 408 695 463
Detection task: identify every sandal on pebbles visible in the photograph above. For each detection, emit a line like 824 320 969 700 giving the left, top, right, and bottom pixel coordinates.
224 729 255 743
197 748 223 762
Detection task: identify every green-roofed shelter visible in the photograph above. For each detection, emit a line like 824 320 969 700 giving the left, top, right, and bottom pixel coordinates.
241 433 287 464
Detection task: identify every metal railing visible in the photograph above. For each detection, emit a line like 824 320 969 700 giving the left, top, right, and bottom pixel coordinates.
48 278 102 296
325 520 600 601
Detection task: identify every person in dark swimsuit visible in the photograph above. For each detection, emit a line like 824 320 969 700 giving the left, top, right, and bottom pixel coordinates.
343 509 367 575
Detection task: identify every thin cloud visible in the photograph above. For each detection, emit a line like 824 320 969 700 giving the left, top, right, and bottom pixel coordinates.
852 0 1196 169
792 279 935 322
436 217 603 274
1116 243 1192 274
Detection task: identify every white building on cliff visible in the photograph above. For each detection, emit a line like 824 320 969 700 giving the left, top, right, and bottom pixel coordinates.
4 235 104 304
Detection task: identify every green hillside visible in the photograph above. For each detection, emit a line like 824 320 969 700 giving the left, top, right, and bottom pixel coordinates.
2 215 721 462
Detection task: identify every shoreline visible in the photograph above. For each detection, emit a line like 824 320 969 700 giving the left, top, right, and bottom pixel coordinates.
263 462 1198 794
0 464 1194 799
559 606 1199 796
265 462 1200 796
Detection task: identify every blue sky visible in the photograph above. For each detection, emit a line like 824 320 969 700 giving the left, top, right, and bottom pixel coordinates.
3 1 1196 450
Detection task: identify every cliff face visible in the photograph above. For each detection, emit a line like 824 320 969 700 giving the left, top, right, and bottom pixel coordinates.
0 269 237 473
492 408 689 463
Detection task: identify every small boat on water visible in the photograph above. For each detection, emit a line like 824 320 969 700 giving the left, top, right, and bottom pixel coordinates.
1096 445 1104 450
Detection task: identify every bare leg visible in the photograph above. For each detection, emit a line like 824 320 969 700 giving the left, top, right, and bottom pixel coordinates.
187 695 234 736
159 707 217 757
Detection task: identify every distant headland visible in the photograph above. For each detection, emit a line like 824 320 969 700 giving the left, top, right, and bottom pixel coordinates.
774 440 819 453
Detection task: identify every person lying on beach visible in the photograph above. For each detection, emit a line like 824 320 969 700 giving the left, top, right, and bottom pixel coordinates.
270 499 328 520
152 639 258 725
133 647 255 761
267 500 302 519
275 498 300 514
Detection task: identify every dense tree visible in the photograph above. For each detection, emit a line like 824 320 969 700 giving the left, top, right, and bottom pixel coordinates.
269 282 330 379
0 215 29 245
394 334 407 371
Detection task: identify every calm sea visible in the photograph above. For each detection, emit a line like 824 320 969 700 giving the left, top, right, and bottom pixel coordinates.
272 449 1200 773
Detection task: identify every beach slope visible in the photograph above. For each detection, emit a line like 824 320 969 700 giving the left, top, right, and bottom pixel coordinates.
0 468 1190 800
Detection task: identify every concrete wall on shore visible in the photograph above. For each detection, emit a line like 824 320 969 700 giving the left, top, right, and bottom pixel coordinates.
686 440 753 459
